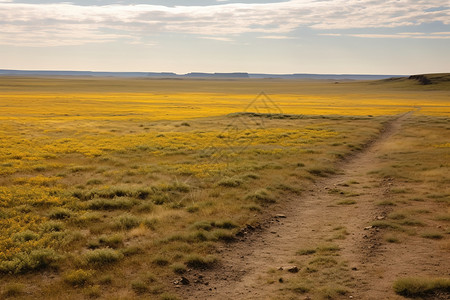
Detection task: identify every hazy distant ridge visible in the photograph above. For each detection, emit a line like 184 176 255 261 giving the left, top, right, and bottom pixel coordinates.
0 69 403 80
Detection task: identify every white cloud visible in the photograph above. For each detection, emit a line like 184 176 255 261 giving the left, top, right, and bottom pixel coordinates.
258 35 295 39
320 32 450 39
0 0 448 46
318 33 342 37
199 36 234 42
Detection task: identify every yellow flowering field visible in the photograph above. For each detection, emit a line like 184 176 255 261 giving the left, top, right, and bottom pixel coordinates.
0 76 448 299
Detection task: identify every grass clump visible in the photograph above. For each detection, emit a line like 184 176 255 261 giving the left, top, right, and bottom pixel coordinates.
245 189 275 205
64 269 94 286
87 197 134 210
115 214 141 230
371 220 402 230
131 280 148 294
291 284 310 294
86 179 103 185
12 230 39 242
217 177 243 187
84 249 123 265
48 207 72 220
212 220 238 229
185 255 217 269
171 263 187 274
337 199 356 205
2 283 25 298
309 256 337 267
40 221 64 233
306 166 335 177
160 293 180 300
191 221 213 231
377 200 396 206
98 234 123 248
421 232 444 240
399 219 425 226
393 277 450 296
152 256 169 266
0 249 59 274
319 285 349 299
212 229 235 242
436 214 450 222
296 248 316 255
385 235 400 243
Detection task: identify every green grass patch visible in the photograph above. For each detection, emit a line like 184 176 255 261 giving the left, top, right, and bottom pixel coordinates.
393 277 450 296
84 249 123 265
296 248 316 256
185 255 217 269
421 232 444 240
64 269 94 286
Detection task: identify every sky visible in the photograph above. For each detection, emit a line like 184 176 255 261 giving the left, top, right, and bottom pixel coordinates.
0 0 449 74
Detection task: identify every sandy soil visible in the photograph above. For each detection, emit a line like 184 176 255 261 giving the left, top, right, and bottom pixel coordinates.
177 112 449 300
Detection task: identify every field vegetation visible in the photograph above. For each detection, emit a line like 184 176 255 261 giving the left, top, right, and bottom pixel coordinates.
0 75 449 299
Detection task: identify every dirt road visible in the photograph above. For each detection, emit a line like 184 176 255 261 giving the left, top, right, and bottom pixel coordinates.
181 112 449 299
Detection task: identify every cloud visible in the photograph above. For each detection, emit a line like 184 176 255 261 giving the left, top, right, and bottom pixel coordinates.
198 36 234 42
321 32 450 39
349 33 450 39
0 0 449 46
258 35 295 39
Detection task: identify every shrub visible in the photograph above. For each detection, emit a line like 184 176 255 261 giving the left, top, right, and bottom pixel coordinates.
393 277 450 296
84 249 123 265
0 249 58 274
64 269 94 286
12 230 39 242
115 214 141 230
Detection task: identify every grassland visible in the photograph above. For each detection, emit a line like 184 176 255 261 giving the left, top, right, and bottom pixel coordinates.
0 75 449 299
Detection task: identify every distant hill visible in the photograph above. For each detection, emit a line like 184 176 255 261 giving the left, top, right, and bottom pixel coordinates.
0 69 405 80
407 73 450 85
373 73 450 89
248 73 405 80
